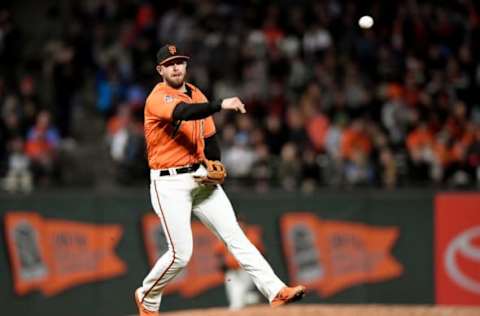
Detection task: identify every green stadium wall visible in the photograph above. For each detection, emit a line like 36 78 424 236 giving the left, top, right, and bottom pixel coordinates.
0 189 435 316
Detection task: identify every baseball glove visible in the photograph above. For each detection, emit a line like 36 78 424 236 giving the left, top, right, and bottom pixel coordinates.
194 159 227 185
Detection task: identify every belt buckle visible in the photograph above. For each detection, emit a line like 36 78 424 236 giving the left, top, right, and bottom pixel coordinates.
168 167 177 175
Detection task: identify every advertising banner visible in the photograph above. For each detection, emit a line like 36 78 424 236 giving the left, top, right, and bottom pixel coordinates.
280 212 403 298
4 211 126 296
435 193 480 305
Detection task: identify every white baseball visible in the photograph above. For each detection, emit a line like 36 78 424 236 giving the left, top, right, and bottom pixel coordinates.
359 16 374 29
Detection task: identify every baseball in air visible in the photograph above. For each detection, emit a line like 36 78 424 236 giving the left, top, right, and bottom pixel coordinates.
358 15 374 29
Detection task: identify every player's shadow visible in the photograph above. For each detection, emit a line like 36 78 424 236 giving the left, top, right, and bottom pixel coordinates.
191 184 217 206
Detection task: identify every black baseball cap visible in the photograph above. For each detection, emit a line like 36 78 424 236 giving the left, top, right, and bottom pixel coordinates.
156 44 190 65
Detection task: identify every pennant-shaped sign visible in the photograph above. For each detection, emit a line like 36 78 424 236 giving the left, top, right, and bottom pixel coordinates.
5 212 126 296
281 213 403 297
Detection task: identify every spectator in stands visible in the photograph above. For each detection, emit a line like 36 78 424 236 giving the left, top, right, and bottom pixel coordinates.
285 106 309 148
406 122 435 183
2 136 32 193
381 84 412 146
340 118 372 162
251 143 276 192
52 41 78 137
24 110 60 185
96 60 127 118
278 142 301 191
264 114 287 155
323 115 347 186
378 147 397 189
300 147 321 192
223 133 257 181
339 118 374 186
2 110 25 143
301 82 330 153
106 105 145 184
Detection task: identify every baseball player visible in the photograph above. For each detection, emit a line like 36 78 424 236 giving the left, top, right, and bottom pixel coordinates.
134 44 305 316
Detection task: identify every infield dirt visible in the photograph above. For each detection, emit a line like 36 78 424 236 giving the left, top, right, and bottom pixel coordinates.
155 304 480 316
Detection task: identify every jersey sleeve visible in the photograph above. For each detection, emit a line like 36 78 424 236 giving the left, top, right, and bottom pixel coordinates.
146 92 180 120
194 87 216 137
204 116 216 138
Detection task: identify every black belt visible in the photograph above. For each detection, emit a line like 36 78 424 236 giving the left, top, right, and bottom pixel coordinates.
159 164 200 176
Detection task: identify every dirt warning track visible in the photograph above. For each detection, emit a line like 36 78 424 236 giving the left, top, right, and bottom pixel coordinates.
158 304 480 316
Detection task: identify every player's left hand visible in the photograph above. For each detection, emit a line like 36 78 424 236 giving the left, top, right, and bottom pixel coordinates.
194 159 227 185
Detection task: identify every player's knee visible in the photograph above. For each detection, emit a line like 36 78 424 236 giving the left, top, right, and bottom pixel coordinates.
174 254 191 267
173 246 192 267
223 228 250 247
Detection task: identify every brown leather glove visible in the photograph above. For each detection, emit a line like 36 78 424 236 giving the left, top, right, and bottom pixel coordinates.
194 159 227 185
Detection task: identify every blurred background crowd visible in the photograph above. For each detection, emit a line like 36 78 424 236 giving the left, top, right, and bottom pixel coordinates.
1 0 480 193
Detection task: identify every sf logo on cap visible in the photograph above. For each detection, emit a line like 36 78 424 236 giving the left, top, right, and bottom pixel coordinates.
168 45 177 55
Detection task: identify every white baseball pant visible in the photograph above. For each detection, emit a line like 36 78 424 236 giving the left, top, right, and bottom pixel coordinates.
138 165 285 311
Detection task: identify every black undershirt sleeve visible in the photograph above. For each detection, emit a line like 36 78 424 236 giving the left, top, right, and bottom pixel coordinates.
172 100 222 121
204 134 221 161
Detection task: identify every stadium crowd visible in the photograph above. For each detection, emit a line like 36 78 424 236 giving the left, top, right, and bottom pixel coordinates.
1 0 480 193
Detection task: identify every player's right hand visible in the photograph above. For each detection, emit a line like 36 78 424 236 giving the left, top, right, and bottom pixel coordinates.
221 97 246 113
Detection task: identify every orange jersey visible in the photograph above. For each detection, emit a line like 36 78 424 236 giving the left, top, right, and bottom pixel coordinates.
340 128 372 160
406 127 433 152
144 82 216 169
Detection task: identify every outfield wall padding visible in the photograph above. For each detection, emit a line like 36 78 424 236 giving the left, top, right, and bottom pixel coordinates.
0 189 435 316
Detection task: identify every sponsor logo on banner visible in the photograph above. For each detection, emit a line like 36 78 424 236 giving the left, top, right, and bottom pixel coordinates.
445 227 480 294
5 212 126 296
435 193 480 305
280 213 403 297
